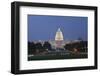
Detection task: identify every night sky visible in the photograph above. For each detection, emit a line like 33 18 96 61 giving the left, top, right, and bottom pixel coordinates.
28 15 88 41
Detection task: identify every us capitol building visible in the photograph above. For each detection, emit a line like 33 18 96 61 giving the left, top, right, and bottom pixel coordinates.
48 28 65 49
49 28 80 50
34 28 81 50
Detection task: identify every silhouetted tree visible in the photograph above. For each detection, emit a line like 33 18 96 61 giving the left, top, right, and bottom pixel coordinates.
35 42 42 49
28 42 36 55
64 41 88 53
43 41 52 50
64 44 73 51
79 41 88 52
35 42 44 54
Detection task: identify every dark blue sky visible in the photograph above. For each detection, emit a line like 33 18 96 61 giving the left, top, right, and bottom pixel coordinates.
28 15 88 41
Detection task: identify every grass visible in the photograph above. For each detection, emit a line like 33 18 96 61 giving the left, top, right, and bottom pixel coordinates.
28 53 88 61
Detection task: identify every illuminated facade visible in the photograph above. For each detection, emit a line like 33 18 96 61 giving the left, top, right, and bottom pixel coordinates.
55 28 64 48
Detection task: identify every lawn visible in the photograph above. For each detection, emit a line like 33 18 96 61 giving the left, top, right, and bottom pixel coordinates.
28 53 88 61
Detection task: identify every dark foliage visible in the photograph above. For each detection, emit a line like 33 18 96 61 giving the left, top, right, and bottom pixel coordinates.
28 42 36 54
28 41 52 55
64 41 88 52
43 41 52 50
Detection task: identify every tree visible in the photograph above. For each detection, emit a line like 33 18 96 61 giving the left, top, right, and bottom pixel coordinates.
79 41 88 52
64 44 73 51
64 40 88 53
35 42 44 54
28 42 36 55
43 41 52 50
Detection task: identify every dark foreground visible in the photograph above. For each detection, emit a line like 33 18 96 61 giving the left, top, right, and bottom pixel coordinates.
28 52 88 61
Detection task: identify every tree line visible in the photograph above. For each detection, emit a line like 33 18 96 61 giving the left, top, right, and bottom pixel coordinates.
28 41 88 55
64 41 87 53
28 41 52 55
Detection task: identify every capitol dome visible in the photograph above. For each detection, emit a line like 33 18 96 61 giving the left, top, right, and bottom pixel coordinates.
55 28 64 41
